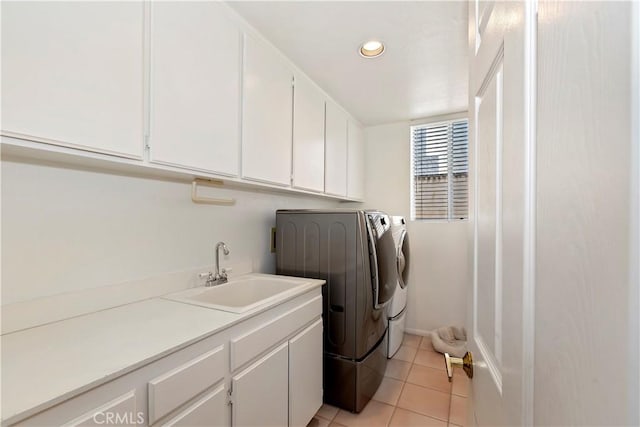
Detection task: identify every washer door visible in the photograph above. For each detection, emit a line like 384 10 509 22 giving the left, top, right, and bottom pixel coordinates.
397 230 410 289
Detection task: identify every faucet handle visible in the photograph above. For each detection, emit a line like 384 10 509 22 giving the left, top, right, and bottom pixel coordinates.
221 268 233 275
199 272 215 284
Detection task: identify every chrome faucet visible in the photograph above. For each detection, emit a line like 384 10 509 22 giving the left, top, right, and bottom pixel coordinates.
206 241 230 287
199 242 231 287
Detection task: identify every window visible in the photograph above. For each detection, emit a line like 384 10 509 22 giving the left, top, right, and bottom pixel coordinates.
411 118 469 220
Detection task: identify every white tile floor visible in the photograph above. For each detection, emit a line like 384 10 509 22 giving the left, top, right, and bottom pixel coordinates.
308 333 470 427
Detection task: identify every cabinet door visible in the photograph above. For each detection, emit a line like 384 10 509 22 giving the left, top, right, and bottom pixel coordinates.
292 74 325 192
161 384 229 427
150 2 241 176
324 101 348 196
242 34 293 186
347 121 365 200
289 319 323 427
232 343 288 427
1 2 144 159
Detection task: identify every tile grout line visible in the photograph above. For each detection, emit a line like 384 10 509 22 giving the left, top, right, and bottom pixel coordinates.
314 335 464 427
386 335 420 426
446 376 453 425
328 406 338 424
403 373 454 395
386 365 409 426
387 336 417 427
389 340 453 426
396 406 451 425
403 337 455 397
315 404 339 425
391 335 452 426
412 335 454 425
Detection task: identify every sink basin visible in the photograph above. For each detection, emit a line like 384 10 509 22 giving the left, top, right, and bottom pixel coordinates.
164 274 323 313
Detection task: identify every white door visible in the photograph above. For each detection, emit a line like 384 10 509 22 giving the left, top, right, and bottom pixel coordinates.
1 1 144 159
231 343 288 427
324 101 348 197
288 319 323 427
467 1 535 425
292 73 325 192
242 34 293 186
347 120 365 200
149 2 241 176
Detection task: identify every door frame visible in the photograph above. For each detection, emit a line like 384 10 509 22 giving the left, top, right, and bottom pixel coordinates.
521 1 537 425
630 1 640 424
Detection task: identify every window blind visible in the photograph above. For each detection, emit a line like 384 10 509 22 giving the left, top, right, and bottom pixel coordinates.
411 119 468 220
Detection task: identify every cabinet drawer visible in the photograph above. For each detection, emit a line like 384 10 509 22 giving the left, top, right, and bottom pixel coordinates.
62 391 138 427
160 384 228 427
230 295 321 371
148 345 226 424
13 387 140 427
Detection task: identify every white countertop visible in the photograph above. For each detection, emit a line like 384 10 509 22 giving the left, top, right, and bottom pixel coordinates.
1 274 324 424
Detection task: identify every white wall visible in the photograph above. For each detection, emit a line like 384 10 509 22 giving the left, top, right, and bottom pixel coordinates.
1 158 339 305
362 122 468 333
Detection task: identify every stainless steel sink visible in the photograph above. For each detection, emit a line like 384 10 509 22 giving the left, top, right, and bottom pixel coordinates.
163 273 320 313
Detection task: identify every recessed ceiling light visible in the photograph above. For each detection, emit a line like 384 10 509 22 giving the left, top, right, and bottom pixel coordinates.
359 40 385 58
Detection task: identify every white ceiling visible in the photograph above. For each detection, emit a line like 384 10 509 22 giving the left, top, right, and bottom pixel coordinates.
228 1 469 126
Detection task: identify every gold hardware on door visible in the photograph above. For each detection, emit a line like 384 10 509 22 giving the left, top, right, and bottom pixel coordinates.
444 351 473 382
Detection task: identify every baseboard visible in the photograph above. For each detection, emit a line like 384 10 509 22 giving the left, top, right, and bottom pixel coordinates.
404 328 434 337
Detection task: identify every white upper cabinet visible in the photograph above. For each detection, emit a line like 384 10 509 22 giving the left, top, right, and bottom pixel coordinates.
324 101 348 197
1 2 144 159
292 73 325 193
347 121 365 200
1 2 359 201
149 2 241 176
242 34 293 187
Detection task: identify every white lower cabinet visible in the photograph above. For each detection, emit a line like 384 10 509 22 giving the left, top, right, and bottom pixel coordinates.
289 319 323 427
231 343 289 427
9 290 322 427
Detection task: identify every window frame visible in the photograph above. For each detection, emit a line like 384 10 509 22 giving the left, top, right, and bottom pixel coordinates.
410 113 469 222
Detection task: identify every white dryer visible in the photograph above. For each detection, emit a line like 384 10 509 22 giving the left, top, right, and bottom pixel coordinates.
387 216 410 358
